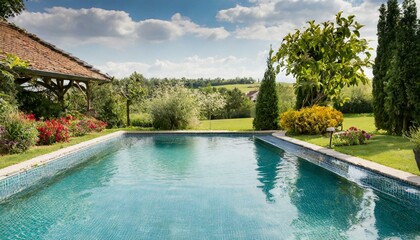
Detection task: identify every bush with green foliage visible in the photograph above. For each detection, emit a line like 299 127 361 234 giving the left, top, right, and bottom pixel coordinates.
277 83 295 115
280 105 343 134
334 85 373 114
406 127 420 150
149 84 199 130
0 113 38 154
17 89 62 119
91 84 125 128
253 48 279 130
131 113 153 127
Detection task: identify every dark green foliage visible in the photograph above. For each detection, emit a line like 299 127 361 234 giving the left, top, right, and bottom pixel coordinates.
335 99 372 114
400 0 419 128
91 84 125 128
253 48 279 130
17 89 61 119
372 4 389 130
374 0 419 134
0 0 25 19
224 88 252 118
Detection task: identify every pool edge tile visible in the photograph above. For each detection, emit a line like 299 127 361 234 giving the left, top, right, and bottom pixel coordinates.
0 131 125 180
271 132 420 187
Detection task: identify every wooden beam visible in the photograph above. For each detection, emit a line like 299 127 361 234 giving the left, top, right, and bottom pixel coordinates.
17 68 111 83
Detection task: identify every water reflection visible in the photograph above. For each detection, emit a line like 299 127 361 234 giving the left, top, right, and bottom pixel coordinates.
290 159 367 238
254 144 283 202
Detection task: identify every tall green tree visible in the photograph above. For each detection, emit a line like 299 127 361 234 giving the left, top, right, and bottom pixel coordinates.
372 4 388 130
399 0 419 129
253 47 279 130
383 0 403 134
275 12 371 108
116 72 147 126
386 0 418 134
0 0 25 19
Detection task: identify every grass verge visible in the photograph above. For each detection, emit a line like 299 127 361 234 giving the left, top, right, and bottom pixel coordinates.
0 129 121 169
196 118 254 131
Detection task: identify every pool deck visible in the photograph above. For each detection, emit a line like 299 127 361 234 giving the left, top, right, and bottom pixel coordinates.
272 131 420 187
1 130 419 187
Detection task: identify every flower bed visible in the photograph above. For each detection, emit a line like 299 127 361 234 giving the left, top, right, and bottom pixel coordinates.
332 126 371 146
0 113 108 153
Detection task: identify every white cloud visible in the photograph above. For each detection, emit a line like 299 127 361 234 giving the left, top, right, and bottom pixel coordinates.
11 7 229 44
97 55 267 80
218 0 382 53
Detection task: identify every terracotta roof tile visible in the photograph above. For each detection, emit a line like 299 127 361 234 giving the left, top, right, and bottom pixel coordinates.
0 21 111 82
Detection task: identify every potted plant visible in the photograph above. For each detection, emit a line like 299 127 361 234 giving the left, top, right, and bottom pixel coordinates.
407 127 420 171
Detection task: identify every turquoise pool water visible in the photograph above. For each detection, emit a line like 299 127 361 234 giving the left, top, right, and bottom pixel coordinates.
0 135 419 239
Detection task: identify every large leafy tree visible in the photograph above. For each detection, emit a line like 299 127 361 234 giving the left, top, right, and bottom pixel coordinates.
253 47 279 130
372 4 388 130
275 12 371 108
116 72 147 126
0 0 25 19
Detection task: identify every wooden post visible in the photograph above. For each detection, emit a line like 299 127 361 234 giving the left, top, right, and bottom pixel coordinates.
86 82 92 112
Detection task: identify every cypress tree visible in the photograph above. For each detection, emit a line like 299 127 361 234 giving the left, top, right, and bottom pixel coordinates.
400 1 420 127
253 47 279 130
373 4 388 130
415 20 420 124
381 0 400 133
385 0 418 134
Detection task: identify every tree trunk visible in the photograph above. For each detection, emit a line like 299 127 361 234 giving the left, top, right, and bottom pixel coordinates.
126 100 130 126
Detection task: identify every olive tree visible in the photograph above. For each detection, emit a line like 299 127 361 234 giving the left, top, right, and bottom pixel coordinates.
149 84 199 130
274 12 372 108
116 72 147 126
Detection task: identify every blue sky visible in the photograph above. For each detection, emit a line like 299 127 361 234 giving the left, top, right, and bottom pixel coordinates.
10 0 420 81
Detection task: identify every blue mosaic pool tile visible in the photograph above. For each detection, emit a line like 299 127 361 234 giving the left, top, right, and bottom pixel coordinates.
256 135 420 210
0 135 124 203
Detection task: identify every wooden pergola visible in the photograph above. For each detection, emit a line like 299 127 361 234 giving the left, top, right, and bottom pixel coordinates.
0 20 112 110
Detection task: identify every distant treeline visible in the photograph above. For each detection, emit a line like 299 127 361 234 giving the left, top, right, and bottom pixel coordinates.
145 77 256 89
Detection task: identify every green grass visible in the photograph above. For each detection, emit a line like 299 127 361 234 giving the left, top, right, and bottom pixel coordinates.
0 129 121 169
196 118 254 131
292 114 420 175
213 84 259 93
341 113 376 132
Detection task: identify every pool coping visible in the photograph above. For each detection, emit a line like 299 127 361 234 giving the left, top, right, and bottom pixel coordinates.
0 130 275 180
1 130 419 188
272 132 420 187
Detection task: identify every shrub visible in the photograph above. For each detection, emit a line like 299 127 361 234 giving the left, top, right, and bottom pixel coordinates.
149 84 199 130
37 119 70 145
280 105 343 134
333 127 371 146
406 127 420 150
131 113 153 127
0 113 38 154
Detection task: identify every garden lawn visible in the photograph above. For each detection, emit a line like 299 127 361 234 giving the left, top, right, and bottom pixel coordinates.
196 118 253 131
0 129 121 169
293 113 420 176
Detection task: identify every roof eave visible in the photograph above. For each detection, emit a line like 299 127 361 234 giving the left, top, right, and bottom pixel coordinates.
19 68 112 82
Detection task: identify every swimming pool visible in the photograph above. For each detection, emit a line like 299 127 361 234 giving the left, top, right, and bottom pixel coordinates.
0 134 419 239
